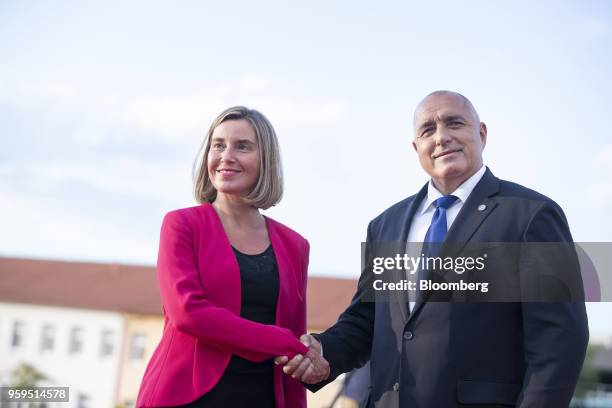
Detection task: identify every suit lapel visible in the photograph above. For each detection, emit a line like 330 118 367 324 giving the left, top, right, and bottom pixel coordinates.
406 169 500 323
443 168 500 254
390 184 428 323
203 203 242 315
266 218 292 329
398 184 428 243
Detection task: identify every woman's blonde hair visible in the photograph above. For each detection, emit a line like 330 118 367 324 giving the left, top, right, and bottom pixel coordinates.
193 106 283 209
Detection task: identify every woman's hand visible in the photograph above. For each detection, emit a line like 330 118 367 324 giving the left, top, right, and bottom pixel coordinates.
275 334 330 384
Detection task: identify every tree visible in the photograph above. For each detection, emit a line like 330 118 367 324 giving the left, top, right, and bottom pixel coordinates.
9 362 47 388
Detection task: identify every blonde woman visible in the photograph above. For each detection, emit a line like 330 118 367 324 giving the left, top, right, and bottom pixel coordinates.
137 107 313 408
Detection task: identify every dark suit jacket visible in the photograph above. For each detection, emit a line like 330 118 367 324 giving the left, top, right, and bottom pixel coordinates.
314 169 589 408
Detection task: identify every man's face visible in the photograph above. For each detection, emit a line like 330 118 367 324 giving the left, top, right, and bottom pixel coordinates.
412 93 487 190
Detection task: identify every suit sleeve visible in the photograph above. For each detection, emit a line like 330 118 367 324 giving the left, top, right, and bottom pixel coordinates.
157 210 308 362
309 222 376 390
517 201 589 407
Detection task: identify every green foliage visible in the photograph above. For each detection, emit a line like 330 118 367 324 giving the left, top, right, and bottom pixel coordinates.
579 343 604 384
574 343 606 398
9 362 47 387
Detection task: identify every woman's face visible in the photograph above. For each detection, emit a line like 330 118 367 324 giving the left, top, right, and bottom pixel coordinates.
207 119 261 198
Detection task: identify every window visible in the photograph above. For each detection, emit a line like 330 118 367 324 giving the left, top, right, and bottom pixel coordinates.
77 393 90 408
129 334 146 361
69 326 84 354
40 324 55 352
11 321 24 348
99 329 114 357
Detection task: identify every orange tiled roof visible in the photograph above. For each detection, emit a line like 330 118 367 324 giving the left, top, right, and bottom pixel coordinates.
0 257 356 329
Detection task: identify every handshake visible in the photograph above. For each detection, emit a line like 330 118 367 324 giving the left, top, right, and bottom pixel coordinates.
274 334 331 384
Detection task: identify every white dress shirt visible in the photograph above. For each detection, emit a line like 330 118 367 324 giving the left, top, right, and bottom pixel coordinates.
406 165 487 311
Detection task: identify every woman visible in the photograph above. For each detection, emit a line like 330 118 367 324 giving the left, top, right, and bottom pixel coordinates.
136 107 310 408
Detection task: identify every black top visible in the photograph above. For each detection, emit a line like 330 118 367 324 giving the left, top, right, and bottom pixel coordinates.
179 244 279 408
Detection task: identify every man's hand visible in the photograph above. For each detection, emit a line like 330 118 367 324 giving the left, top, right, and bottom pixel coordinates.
274 334 330 384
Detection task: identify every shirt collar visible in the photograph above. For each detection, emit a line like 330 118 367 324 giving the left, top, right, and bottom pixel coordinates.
420 165 487 215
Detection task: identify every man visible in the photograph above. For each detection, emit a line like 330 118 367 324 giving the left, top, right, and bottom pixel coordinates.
278 91 589 407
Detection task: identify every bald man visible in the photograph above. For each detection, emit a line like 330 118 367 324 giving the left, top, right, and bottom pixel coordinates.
280 91 588 407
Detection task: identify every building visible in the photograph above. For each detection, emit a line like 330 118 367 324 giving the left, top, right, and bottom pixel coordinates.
0 257 357 408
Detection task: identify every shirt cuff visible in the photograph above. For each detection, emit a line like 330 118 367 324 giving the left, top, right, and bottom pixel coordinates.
311 333 323 357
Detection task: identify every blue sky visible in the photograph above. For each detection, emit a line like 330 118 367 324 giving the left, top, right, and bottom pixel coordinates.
1 0 611 338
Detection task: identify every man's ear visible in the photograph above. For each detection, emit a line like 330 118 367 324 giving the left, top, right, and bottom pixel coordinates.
412 140 418 152
480 122 488 148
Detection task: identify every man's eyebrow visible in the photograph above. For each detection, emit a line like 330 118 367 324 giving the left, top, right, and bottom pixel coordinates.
417 119 436 130
416 113 469 133
440 113 467 122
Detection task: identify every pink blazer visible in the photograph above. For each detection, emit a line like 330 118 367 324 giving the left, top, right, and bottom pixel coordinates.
136 203 309 407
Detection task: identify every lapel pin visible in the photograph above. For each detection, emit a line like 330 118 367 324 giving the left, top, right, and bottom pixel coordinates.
477 204 487 211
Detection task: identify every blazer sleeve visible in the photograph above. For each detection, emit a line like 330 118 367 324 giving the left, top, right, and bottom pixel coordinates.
282 239 310 408
293 239 309 337
157 210 308 362
517 201 589 407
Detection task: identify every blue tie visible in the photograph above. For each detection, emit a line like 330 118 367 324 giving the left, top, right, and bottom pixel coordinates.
423 195 459 255
416 195 458 303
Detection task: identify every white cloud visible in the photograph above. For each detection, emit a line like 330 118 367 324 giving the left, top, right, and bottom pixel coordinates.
0 74 350 144
586 182 612 208
239 73 272 92
26 157 192 201
0 188 158 264
593 143 612 170
581 18 611 37
586 144 612 209
126 95 217 139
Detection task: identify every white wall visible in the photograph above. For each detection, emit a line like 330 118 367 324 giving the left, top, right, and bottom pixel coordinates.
0 302 124 408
